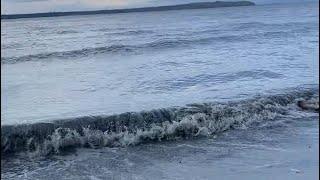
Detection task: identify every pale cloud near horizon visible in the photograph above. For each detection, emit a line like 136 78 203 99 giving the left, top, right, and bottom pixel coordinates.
1 0 317 14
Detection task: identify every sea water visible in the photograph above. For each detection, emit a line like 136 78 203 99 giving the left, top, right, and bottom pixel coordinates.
1 2 319 180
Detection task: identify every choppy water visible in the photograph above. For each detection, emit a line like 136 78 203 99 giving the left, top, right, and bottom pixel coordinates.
1 2 319 180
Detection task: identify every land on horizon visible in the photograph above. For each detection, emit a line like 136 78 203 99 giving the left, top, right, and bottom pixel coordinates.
1 1 255 20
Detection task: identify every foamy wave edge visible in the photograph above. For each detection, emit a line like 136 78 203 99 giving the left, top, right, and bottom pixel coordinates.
1 87 318 156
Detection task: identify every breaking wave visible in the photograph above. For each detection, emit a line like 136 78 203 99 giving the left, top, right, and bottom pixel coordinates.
1 86 318 156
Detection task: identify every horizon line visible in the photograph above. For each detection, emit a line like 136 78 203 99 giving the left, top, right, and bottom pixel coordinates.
2 1 254 16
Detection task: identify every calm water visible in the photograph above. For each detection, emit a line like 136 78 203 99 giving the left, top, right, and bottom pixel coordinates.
1 2 319 180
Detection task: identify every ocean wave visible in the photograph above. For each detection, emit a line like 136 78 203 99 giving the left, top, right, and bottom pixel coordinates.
234 21 317 31
55 30 79 35
104 30 155 36
1 45 135 64
0 35 226 64
1 30 301 64
1 87 318 156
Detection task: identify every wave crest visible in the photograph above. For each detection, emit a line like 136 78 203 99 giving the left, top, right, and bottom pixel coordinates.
1 87 318 156
2 30 301 64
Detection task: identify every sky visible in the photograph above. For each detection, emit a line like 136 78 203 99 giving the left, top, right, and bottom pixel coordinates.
1 0 318 14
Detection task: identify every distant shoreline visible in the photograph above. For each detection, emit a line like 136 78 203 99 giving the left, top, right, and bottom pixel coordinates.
1 1 255 20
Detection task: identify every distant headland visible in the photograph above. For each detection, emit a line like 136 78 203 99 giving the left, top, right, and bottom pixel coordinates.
1 1 255 20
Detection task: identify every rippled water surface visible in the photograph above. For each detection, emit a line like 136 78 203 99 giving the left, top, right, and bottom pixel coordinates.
1 2 319 125
1 2 319 180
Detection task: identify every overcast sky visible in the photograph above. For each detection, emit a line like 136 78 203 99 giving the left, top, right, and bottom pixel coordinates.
1 0 317 14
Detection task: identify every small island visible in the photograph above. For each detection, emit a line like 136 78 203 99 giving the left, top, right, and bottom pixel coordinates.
1 1 255 20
